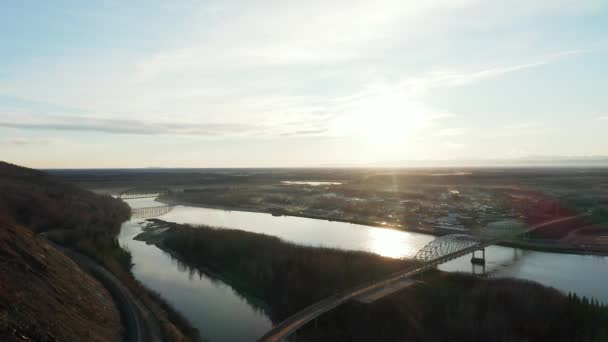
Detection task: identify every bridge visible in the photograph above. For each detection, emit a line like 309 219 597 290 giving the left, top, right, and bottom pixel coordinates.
116 188 170 200
131 205 174 219
258 215 584 342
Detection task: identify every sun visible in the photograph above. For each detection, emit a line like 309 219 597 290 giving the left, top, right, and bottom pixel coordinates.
331 86 431 152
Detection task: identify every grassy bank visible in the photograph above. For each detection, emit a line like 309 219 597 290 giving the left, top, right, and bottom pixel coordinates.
137 221 608 341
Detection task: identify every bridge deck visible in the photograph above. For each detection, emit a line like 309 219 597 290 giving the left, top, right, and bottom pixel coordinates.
354 278 420 304
131 205 174 219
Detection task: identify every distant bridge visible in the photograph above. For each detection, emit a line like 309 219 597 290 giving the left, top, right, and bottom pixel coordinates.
131 206 174 219
116 188 170 200
413 220 526 263
258 215 585 342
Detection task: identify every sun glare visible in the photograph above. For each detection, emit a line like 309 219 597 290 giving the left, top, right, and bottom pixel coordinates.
368 227 417 259
331 87 432 152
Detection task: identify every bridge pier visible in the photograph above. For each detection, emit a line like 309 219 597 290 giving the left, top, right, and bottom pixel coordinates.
472 262 486 275
471 248 485 265
471 248 486 275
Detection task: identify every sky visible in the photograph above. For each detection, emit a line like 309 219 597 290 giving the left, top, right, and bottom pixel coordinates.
1 0 608 168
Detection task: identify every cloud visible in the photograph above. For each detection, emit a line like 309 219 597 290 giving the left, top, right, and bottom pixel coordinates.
0 45 582 144
0 114 329 138
598 116 608 121
434 127 467 137
134 0 595 80
0 115 259 136
443 141 466 150
484 122 547 138
2 1 592 129
402 49 586 95
1 138 51 146
134 0 475 79
280 128 328 137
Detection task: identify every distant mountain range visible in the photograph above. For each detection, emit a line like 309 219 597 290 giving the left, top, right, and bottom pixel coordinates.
366 155 608 168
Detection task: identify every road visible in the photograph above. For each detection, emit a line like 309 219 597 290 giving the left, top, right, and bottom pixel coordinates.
258 215 583 341
257 249 466 342
53 244 162 342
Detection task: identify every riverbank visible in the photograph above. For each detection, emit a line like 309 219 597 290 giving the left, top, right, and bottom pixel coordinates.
132 221 272 316
498 238 608 256
135 220 608 342
160 200 608 256
119 220 274 341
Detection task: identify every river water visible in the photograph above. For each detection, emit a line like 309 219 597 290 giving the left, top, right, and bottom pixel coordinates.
119 199 608 341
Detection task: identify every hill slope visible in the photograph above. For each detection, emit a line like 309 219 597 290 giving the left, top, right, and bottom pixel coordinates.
0 161 131 271
0 162 201 341
0 216 122 341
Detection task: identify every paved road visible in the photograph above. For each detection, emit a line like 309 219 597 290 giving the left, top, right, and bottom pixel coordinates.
53 244 162 342
258 215 583 341
256 253 455 342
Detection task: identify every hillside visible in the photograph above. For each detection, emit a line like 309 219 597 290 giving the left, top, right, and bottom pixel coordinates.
0 162 201 341
0 216 122 341
0 162 129 234
0 161 131 272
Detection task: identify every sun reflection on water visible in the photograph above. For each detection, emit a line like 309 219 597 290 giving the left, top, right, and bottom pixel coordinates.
368 227 417 259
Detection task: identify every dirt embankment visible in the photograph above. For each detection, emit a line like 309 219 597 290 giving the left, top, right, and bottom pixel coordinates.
0 217 122 342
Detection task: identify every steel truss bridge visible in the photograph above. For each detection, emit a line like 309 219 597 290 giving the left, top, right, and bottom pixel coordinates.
258 215 584 342
116 188 173 219
131 205 175 219
413 220 528 263
116 188 170 200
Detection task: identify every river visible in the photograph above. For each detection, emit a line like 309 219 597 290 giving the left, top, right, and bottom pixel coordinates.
119 199 608 341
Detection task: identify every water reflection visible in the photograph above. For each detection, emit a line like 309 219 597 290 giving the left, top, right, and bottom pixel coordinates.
119 220 272 342
439 245 608 303
368 228 418 258
163 240 269 315
160 205 433 259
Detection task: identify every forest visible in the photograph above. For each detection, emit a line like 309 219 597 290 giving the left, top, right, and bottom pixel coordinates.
302 273 608 341
139 220 415 320
0 161 131 271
